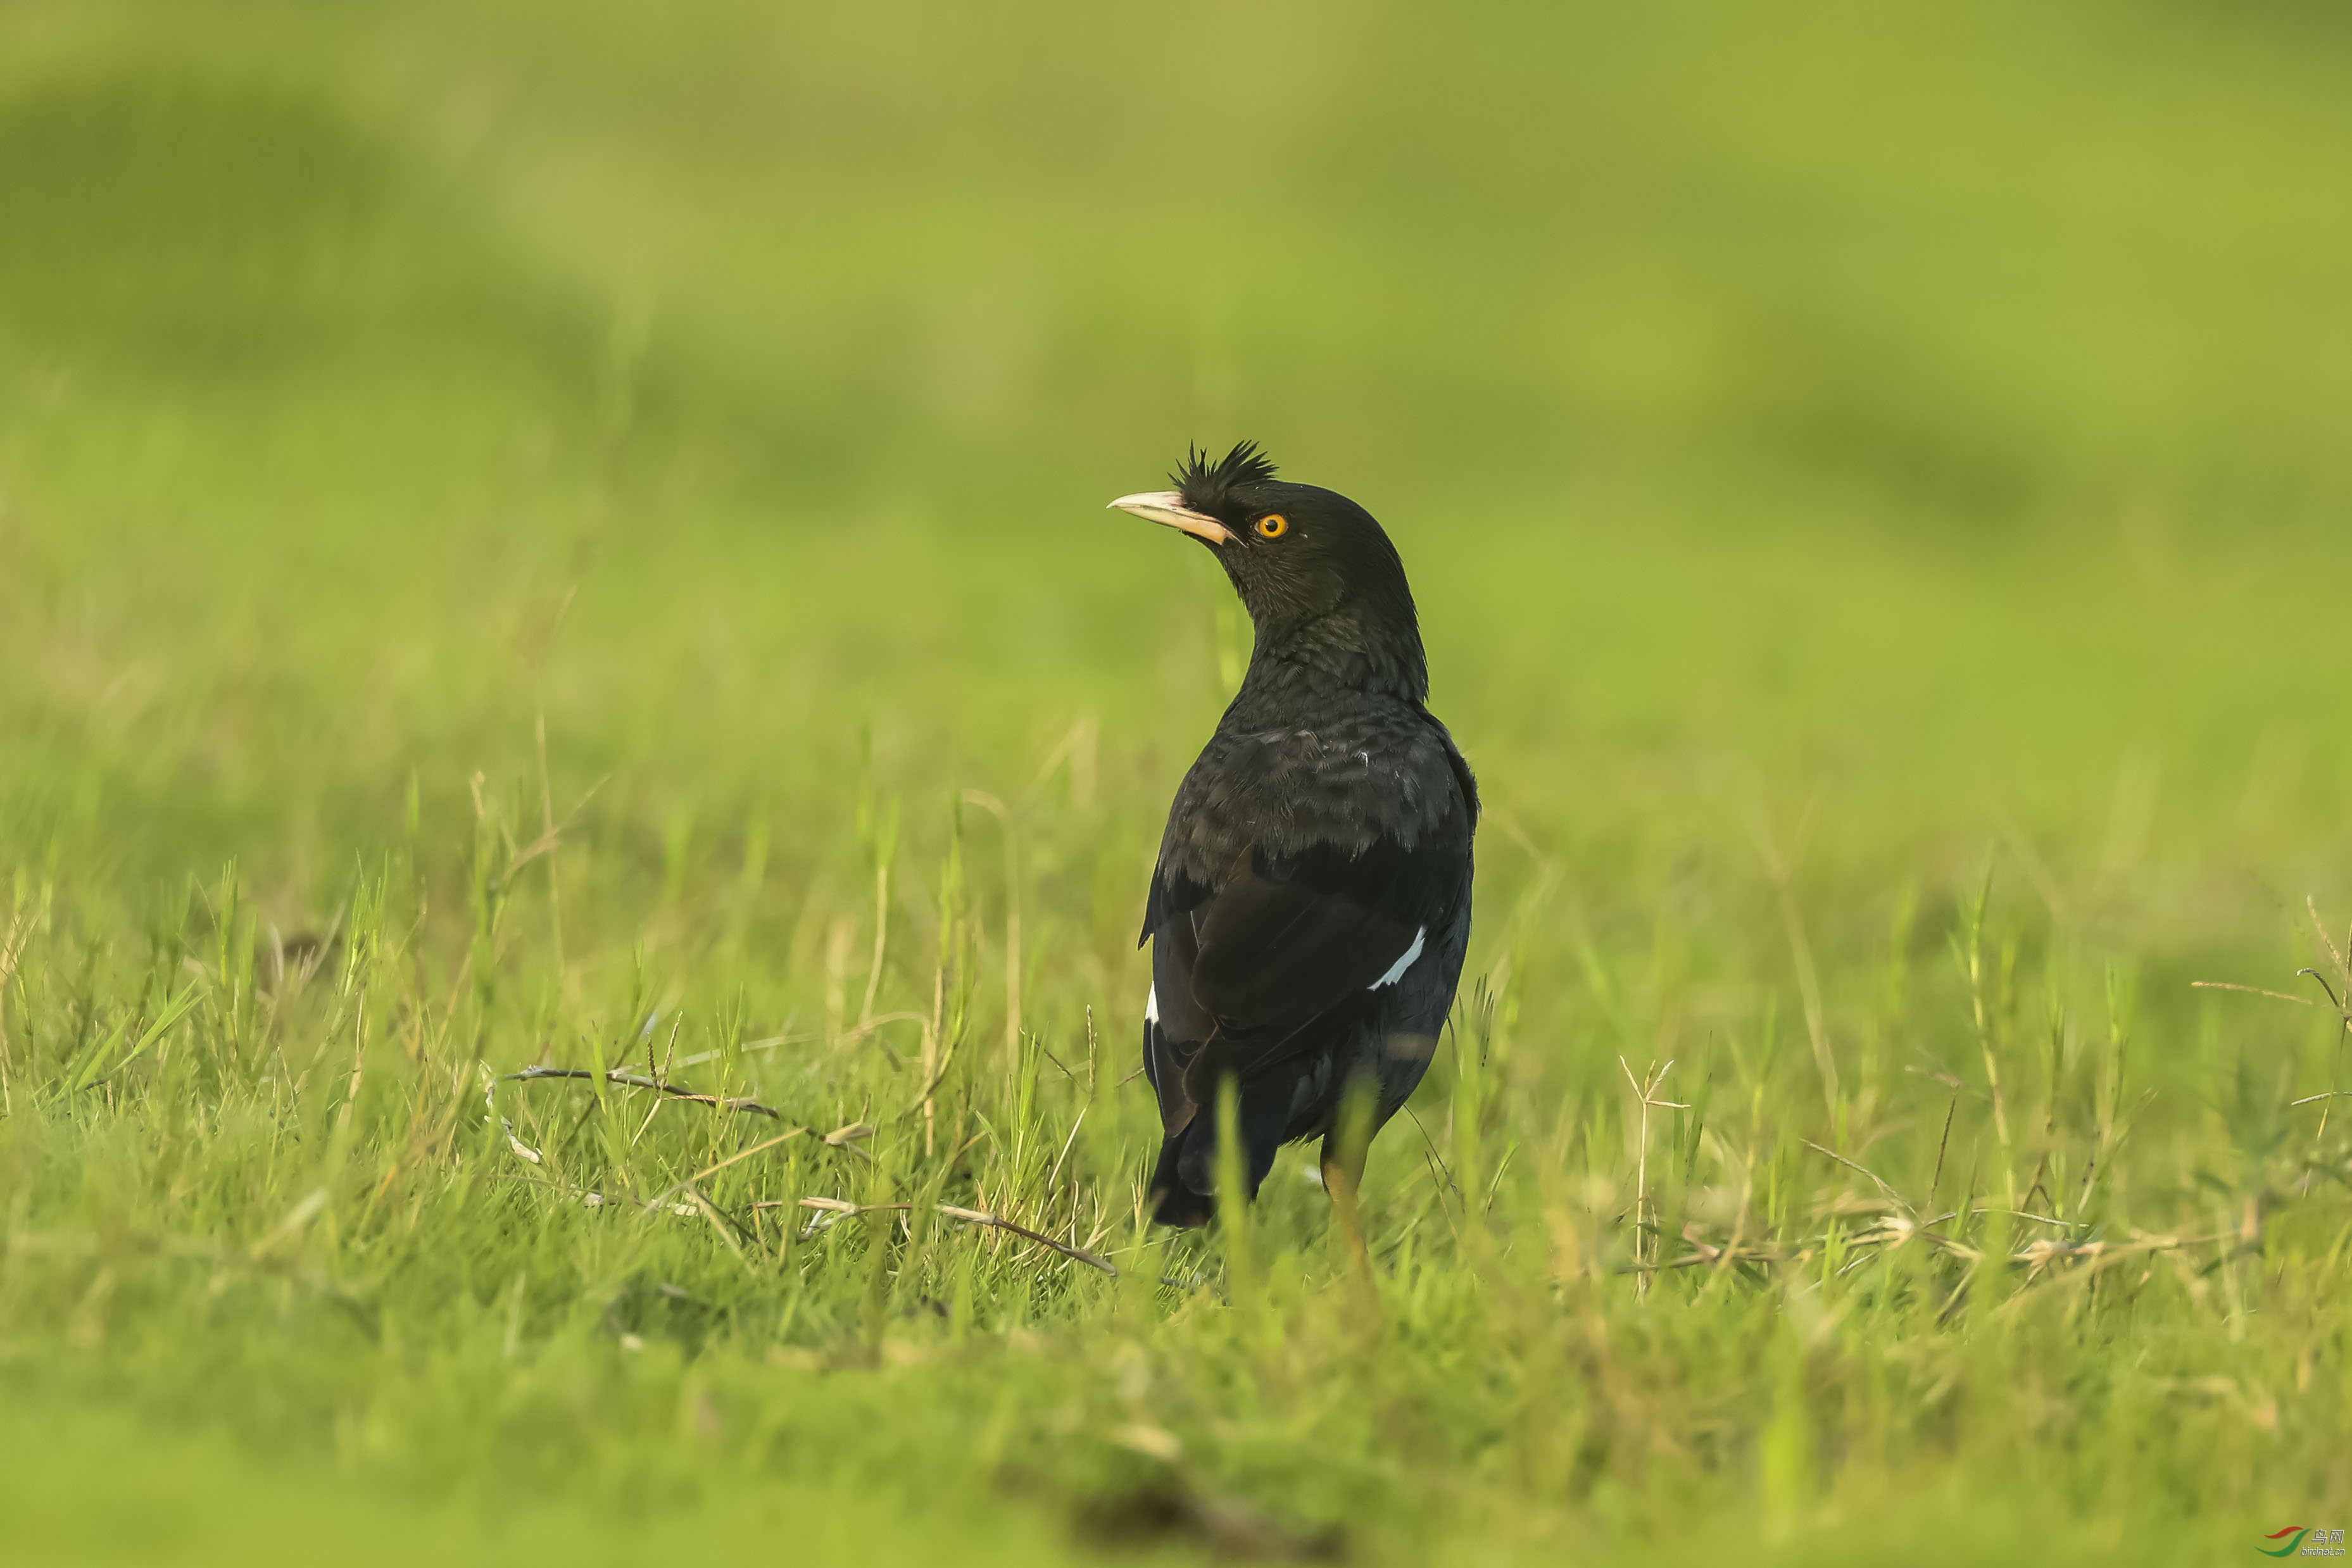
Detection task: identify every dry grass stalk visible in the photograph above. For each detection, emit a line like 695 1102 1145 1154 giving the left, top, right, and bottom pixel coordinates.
2194 898 2351 1158
1638 1213 2248 1292
781 1195 1117 1276
1752 794 1839 1114
0 906 31 1076
1619 1057 1688 1297
505 1063 874 1134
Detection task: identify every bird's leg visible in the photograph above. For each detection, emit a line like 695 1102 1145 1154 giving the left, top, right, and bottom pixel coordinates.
1321 1139 1374 1286
1321 1073 1380 1287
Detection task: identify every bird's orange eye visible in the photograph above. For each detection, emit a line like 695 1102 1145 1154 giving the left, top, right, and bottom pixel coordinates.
1254 513 1288 539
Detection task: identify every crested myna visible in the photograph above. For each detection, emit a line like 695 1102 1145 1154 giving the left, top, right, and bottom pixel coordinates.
1109 442 1478 1231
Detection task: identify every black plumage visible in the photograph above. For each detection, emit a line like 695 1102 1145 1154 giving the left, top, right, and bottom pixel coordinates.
1109 442 1478 1228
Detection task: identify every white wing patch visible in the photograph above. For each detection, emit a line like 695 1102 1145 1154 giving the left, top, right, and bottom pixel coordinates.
1371 927 1427 989
1145 984 1159 1025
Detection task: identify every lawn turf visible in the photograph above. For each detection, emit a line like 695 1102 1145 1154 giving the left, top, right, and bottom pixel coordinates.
3 3 2351 1562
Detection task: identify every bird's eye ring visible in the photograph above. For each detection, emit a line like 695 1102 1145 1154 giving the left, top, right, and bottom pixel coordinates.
1254 513 1288 539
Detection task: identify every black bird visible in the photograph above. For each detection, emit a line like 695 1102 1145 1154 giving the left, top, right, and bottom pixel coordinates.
1109 442 1478 1231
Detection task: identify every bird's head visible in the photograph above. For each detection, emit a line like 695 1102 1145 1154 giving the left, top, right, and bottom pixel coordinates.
1109 442 1428 700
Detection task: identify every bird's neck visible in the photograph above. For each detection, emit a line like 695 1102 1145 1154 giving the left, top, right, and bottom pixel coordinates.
1231 610 1429 717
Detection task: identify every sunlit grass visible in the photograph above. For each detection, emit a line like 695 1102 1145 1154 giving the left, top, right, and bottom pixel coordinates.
3 3 2351 1562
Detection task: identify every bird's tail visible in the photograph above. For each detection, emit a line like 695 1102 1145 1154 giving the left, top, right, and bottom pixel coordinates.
1147 1134 1218 1227
1147 1072 1292 1227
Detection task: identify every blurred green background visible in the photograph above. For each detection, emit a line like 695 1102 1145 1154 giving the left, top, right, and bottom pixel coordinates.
4 0 2348 910
4 1 2352 1560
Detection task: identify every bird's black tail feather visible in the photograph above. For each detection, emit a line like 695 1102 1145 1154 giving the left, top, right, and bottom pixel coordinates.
1147 1074 1292 1227
1148 1136 1218 1227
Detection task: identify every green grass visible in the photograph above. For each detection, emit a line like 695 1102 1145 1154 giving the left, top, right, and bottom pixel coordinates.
4 2 2352 1562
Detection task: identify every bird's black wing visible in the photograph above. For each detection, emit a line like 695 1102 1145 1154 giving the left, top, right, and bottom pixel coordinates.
1141 805 1469 1138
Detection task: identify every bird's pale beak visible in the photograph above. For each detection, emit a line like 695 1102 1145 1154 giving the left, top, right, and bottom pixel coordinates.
1107 491 1235 546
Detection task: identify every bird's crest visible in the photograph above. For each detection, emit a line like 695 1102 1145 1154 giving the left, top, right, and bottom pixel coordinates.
1174 441 1278 515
